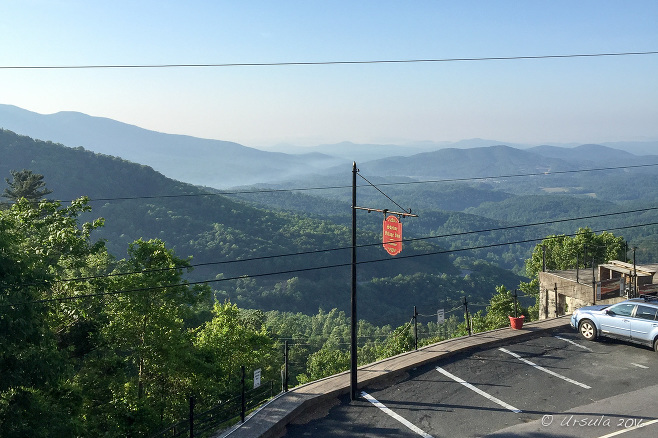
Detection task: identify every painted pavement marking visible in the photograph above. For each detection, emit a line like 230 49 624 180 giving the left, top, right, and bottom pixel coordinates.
361 391 434 438
598 418 658 437
554 335 593 351
630 362 649 369
435 366 522 413
499 347 591 389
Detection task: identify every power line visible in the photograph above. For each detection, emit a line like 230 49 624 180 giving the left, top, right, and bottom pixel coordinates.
8 220 658 306
2 162 652 206
356 221 658 267
368 163 658 188
14 204 658 288
81 162 658 202
2 51 656 70
10 204 658 290
5 162 658 295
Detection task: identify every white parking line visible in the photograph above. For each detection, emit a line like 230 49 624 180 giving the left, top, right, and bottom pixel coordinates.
554 335 593 351
630 363 649 369
360 391 435 438
435 366 522 413
499 348 591 389
598 418 658 437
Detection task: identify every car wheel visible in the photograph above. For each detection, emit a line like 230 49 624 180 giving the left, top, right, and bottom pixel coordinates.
579 319 597 341
654 338 658 353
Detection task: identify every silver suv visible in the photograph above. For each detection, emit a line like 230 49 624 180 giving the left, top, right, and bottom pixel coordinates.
570 295 658 352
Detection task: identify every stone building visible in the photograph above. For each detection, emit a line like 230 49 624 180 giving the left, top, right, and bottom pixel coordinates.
538 260 658 319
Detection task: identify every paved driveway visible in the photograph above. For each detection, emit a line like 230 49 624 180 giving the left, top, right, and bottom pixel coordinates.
282 329 658 438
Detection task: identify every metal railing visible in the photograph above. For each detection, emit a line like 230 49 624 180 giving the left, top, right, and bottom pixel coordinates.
150 380 275 438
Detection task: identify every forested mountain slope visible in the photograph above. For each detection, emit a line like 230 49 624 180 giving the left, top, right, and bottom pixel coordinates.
232 152 658 270
5 127 656 324
1 129 529 326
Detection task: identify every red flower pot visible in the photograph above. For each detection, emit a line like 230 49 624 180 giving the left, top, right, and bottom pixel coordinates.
509 315 525 329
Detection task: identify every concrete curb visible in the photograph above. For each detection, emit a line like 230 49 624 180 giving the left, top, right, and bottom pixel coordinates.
215 316 571 438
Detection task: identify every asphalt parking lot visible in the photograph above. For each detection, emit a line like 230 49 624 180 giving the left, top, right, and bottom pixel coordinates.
281 328 658 438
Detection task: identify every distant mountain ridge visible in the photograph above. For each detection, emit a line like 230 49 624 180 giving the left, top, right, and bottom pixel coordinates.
260 138 535 162
527 144 640 166
0 104 342 188
355 145 566 179
329 144 658 183
2 104 657 189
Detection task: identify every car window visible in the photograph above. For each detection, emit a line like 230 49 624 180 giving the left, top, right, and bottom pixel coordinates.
634 305 658 320
608 303 635 317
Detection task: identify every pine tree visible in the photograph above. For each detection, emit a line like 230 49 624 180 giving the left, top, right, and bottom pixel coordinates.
3 169 53 202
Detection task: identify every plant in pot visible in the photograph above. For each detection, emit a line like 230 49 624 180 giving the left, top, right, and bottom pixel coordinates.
508 289 525 329
485 286 526 330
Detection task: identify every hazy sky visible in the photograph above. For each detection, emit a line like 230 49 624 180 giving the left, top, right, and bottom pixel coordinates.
2 1 657 147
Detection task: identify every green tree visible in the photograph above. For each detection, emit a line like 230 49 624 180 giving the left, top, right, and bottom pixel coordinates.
525 227 626 279
484 285 525 330
193 302 276 398
3 169 53 202
520 227 626 318
0 197 107 437
297 347 350 384
376 323 414 359
100 238 210 435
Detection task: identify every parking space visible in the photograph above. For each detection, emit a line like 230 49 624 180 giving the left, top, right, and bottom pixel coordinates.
282 328 658 437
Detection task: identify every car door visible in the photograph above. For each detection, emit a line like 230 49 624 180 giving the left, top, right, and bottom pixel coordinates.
630 305 658 344
599 303 635 338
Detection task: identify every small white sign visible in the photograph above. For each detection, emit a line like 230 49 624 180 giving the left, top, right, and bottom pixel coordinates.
253 368 261 389
437 309 445 324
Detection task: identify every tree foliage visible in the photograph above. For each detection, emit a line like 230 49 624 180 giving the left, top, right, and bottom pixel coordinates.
483 285 526 330
194 302 276 397
3 169 53 202
524 227 626 279
0 197 105 437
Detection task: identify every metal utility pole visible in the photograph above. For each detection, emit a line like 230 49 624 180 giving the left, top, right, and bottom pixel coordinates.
463 297 471 336
189 396 195 438
350 162 417 401
240 366 246 423
283 341 289 392
351 162 358 401
633 247 637 298
413 306 418 350
592 256 597 304
513 289 518 318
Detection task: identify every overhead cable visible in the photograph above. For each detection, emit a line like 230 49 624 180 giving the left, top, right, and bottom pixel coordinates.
1 51 657 70
0 162 652 207
15 204 658 288
10 220 658 306
79 162 658 203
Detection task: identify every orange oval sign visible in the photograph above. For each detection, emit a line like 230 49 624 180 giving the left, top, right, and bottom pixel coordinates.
383 215 402 256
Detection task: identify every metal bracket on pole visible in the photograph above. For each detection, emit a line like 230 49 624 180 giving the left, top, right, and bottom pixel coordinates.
353 206 418 218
